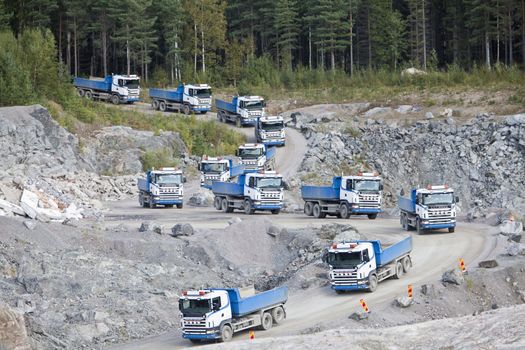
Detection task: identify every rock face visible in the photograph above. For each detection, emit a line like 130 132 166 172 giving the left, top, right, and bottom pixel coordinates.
288 108 525 215
0 303 32 350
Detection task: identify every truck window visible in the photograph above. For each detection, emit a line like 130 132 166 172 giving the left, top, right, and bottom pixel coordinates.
118 79 124 87
212 297 221 311
327 252 362 268
238 148 263 158
179 299 211 317
195 89 212 98
346 179 352 190
261 122 284 131
362 250 369 262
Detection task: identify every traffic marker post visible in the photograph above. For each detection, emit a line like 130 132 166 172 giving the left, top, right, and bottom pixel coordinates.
249 330 255 340
408 284 413 298
359 298 370 313
459 258 467 273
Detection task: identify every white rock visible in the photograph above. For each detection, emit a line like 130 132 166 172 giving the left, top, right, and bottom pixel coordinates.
396 105 413 114
23 221 36 230
402 67 427 76
0 199 25 217
20 190 39 219
500 220 523 236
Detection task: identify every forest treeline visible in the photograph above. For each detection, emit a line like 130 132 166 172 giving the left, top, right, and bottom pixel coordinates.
1 0 525 86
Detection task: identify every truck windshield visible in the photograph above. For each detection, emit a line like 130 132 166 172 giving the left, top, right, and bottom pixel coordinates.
154 174 182 186
256 177 282 189
355 180 380 191
262 122 284 131
192 89 212 98
327 252 362 269
242 100 264 110
202 162 227 173
238 148 263 159
423 193 454 205
179 298 211 317
123 79 140 89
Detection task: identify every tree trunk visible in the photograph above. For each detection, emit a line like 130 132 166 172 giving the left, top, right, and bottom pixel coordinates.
194 22 197 75
422 0 427 70
74 17 78 77
496 2 500 64
367 5 372 69
90 32 95 77
508 9 513 65
67 30 71 74
308 26 312 70
349 8 354 75
485 30 491 69
58 14 63 65
201 27 205 73
522 0 525 68
126 25 131 76
331 49 335 70
102 29 107 76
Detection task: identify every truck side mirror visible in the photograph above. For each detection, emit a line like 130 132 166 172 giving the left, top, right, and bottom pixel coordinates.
321 252 328 263
455 196 459 203
379 184 384 191
197 164 201 171
183 176 187 183
235 150 239 157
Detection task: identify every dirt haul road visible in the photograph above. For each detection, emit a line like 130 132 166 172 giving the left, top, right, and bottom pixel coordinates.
106 215 494 350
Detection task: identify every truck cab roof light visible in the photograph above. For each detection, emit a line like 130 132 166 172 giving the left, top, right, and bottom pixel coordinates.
199 290 206 296
182 291 188 296
357 172 363 176
332 243 338 249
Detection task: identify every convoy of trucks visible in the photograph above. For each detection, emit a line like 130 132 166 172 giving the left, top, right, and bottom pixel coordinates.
255 115 286 146
211 171 283 215
301 172 383 219
149 84 212 114
236 143 276 171
179 286 288 343
216 96 266 127
137 167 185 208
199 156 244 189
326 236 412 293
74 75 140 104
398 185 459 234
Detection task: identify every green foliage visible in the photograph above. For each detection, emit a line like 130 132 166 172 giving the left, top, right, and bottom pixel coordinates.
140 148 180 171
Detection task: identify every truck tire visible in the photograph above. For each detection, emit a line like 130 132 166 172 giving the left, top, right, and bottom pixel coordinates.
221 198 229 213
367 213 377 220
111 94 120 105
393 261 404 279
401 214 409 230
402 256 412 273
176 203 183 209
271 209 280 215
218 111 225 123
448 226 455 233
260 312 273 330
236 117 241 128
218 324 233 342
339 203 350 219
139 194 147 208
189 339 200 344
367 274 378 292
150 202 157 209
183 104 191 115
77 89 85 97
244 199 254 215
214 196 222 210
313 203 326 218
85 90 93 100
416 218 422 235
304 202 313 216
152 99 159 110
159 101 167 112
271 306 285 324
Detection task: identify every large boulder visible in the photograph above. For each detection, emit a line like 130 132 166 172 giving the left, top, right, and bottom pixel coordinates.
0 303 31 350
442 268 464 285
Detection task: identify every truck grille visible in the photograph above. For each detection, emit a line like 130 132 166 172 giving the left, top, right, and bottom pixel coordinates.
265 132 283 139
241 160 258 170
160 188 181 194
331 270 358 285
182 319 207 334
358 194 381 208
199 98 212 104
427 205 453 223
203 175 219 186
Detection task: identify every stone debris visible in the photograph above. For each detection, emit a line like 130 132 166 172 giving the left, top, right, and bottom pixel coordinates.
349 311 369 321
478 260 499 268
442 269 464 285
506 243 525 256
171 223 195 237
23 220 36 230
500 220 523 236
228 217 242 225
0 303 32 350
188 190 214 207
395 296 413 308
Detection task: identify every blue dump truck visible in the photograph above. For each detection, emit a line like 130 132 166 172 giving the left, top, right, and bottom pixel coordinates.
74 74 140 104
237 143 277 171
216 96 265 127
398 185 459 234
199 156 245 189
255 115 286 146
301 173 383 219
137 168 185 208
149 83 212 114
179 286 288 343
212 171 283 215
326 236 412 293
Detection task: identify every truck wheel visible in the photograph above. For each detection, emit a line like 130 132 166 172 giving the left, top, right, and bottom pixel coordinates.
218 324 233 342
218 111 225 123
271 209 280 215
214 197 222 210
367 213 377 220
339 203 350 219
402 256 412 273
150 202 157 209
165 204 174 208
111 94 120 105
304 202 313 216
139 194 147 208
313 203 326 218
244 199 254 215
176 203 183 209
221 198 229 212
77 89 85 97
401 214 408 230
85 91 93 100
448 226 455 233
260 312 273 330
236 117 241 128
271 306 285 324
367 274 378 292
416 218 422 235
394 261 404 279
183 104 191 115
189 339 200 344
159 101 167 112
152 99 159 110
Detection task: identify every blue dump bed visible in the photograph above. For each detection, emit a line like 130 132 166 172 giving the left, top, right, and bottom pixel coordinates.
74 76 111 91
137 178 149 192
215 98 237 113
149 87 183 102
398 189 417 213
266 146 276 160
366 236 412 267
211 175 245 196
229 164 245 178
219 286 288 317
301 176 341 201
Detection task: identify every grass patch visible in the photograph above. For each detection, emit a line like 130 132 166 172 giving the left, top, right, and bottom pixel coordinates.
140 148 180 171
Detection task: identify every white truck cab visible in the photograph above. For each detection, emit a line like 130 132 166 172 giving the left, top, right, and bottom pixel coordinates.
237 143 274 171
199 156 231 188
112 74 140 100
138 167 185 208
237 96 265 120
244 171 284 210
328 241 376 290
340 172 382 214
256 115 286 146
184 84 212 111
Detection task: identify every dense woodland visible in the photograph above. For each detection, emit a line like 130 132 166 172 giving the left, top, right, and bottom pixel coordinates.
1 0 525 86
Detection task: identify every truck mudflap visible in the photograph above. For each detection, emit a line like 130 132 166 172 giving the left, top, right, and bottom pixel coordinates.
351 208 381 214
421 222 456 230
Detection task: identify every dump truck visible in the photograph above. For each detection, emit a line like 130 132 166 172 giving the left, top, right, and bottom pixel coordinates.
212 171 283 214
199 156 244 189
149 84 212 114
74 75 140 104
137 167 185 208
301 172 383 219
398 185 459 234
326 236 412 293
179 286 288 343
237 143 276 171
216 96 265 127
255 115 286 146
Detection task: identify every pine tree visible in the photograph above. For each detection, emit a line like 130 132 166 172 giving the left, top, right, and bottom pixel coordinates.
5 0 58 33
465 0 497 68
312 0 348 70
274 0 299 69
155 0 185 83
0 0 12 31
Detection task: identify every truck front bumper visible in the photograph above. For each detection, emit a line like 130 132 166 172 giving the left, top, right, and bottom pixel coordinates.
421 222 456 230
193 106 211 112
123 97 140 103
351 208 381 214
242 118 256 126
262 139 285 146
183 333 220 340
331 284 368 291
152 199 183 205
253 204 283 210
